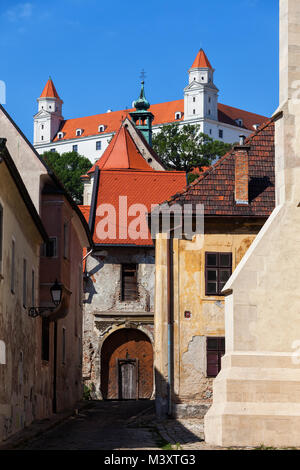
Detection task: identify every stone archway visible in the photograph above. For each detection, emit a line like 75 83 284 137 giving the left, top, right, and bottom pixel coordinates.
101 328 153 400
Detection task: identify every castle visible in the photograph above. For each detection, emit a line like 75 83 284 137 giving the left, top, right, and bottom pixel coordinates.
33 49 268 163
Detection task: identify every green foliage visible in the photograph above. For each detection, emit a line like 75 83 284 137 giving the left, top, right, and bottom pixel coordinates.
42 151 92 204
83 384 92 401
152 123 232 173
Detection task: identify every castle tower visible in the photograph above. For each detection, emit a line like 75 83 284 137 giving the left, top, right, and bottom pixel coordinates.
184 49 219 122
33 77 63 145
130 81 154 146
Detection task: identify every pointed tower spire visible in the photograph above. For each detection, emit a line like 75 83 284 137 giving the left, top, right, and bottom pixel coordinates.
40 77 61 99
130 81 154 146
191 49 213 69
34 77 63 146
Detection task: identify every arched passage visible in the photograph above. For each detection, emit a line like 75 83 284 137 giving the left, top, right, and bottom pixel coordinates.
101 328 153 400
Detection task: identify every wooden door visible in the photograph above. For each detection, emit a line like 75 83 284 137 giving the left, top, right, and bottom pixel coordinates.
118 359 138 399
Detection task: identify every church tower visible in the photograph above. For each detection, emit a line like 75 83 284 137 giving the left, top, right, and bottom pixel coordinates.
130 81 154 146
184 49 219 122
33 77 63 145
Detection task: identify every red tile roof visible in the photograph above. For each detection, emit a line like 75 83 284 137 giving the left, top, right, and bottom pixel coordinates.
191 49 213 69
53 100 268 142
40 78 60 99
91 170 186 246
88 125 153 173
165 119 275 217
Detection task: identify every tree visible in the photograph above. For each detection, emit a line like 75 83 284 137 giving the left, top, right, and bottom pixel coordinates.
42 151 92 204
152 123 232 174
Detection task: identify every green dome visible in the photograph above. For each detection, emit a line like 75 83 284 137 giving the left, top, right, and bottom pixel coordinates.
133 81 150 111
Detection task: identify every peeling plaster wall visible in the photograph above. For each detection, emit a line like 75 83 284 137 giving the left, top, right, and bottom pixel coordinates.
83 247 155 398
0 163 42 442
155 226 262 418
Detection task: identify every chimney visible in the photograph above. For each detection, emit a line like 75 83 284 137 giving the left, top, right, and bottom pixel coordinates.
234 135 249 205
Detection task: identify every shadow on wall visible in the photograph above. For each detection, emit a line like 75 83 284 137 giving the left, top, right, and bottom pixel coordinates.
83 257 105 304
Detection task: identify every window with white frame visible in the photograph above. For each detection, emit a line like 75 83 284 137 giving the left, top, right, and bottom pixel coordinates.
57 132 63 139
175 112 182 120
76 129 83 136
96 141 102 151
98 125 105 133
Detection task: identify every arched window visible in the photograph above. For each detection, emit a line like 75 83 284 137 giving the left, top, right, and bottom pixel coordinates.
98 125 106 133
57 132 63 139
175 112 182 120
76 129 83 137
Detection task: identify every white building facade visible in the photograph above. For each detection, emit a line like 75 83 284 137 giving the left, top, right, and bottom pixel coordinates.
34 50 268 163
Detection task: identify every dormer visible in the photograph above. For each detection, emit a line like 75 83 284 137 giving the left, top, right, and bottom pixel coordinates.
98 125 106 133
57 131 64 140
235 119 244 128
175 111 182 120
76 128 83 137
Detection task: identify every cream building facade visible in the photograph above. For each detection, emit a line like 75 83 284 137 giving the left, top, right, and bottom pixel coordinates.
205 0 300 448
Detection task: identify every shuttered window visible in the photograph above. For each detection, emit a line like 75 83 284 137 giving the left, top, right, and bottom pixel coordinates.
205 252 232 296
121 264 138 301
207 337 225 377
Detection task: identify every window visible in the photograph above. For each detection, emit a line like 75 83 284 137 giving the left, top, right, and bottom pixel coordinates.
219 129 223 139
96 141 101 151
208 97 211 103
235 119 243 128
208 109 211 115
42 237 57 258
41 125 44 130
193 109 196 115
72 144 78 152
11 239 15 293
209 129 212 135
193 97 196 103
23 258 27 308
41 136 44 141
42 317 50 362
50 148 56 153
175 112 182 120
205 252 232 296
62 328 66 364
49 105 52 109
207 337 225 377
0 204 3 274
98 125 105 133
31 269 35 307
57 132 63 139
63 222 69 259
76 129 82 136
121 264 138 301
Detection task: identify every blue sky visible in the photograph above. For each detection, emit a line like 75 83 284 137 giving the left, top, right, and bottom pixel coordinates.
0 0 279 142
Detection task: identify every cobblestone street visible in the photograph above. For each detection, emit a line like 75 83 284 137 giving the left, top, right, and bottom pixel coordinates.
3 401 213 451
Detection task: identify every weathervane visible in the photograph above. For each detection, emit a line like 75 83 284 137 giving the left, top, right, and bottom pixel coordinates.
140 69 146 82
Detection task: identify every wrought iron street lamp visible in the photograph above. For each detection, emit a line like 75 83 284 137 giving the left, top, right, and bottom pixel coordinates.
28 279 63 318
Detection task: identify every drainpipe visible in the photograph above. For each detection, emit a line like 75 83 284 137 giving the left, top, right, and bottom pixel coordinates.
167 237 174 416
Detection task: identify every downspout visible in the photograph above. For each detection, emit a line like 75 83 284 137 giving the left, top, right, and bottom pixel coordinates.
167 237 174 416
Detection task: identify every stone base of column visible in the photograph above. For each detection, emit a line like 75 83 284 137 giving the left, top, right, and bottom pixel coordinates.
204 351 300 447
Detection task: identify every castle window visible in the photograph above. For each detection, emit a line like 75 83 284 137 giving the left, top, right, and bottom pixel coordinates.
50 148 56 152
96 141 102 151
235 119 243 128
208 97 211 103
175 112 182 120
41 124 44 130
49 106 52 109
72 144 78 153
208 109 211 115
41 136 44 141
57 132 63 139
219 129 223 139
193 109 196 115
76 129 83 136
193 97 196 103
207 337 225 377
98 125 105 133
